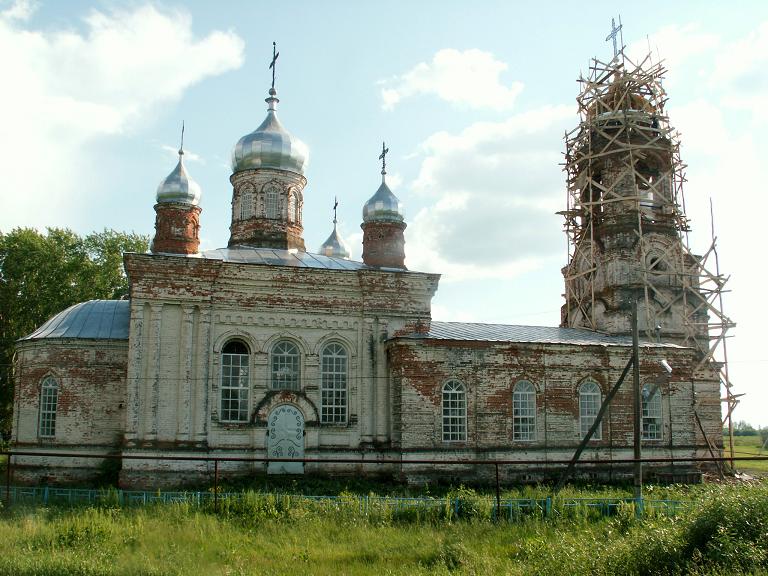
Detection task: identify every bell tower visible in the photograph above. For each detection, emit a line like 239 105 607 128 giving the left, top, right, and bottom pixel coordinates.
228 43 309 250
560 50 734 362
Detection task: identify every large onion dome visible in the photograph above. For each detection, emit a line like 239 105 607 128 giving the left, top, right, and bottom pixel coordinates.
362 176 404 223
156 148 201 206
231 88 309 175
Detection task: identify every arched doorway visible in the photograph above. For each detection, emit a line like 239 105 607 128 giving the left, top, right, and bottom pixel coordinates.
267 404 304 474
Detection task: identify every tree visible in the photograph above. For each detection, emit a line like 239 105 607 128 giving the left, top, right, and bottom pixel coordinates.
0 227 149 437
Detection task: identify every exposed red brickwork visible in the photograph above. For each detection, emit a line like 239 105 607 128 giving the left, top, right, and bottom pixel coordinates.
362 221 407 268
229 218 305 250
152 203 201 255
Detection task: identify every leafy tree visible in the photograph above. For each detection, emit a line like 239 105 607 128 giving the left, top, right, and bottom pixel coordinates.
0 227 148 437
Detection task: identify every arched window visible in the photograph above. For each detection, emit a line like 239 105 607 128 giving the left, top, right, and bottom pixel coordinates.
579 380 602 439
642 384 663 440
264 184 280 219
321 343 347 424
240 188 253 219
287 192 296 223
38 376 58 438
442 380 466 442
512 380 536 441
221 340 249 422
271 340 300 390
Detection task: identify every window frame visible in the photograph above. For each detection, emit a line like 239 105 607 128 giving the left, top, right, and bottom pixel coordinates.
38 376 59 438
220 340 250 423
320 342 348 424
642 384 663 440
512 380 536 442
264 184 280 219
239 187 253 220
579 380 602 440
442 380 467 443
271 340 301 391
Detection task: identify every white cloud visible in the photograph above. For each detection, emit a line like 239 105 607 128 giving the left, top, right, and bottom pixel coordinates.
405 104 572 279
380 48 524 111
161 144 205 165
712 21 768 123
627 23 719 79
0 0 36 21
0 3 244 231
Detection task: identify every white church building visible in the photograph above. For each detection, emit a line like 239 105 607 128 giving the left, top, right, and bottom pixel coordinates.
11 50 724 487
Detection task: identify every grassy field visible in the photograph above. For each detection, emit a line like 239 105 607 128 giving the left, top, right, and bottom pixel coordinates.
724 434 768 476
0 482 766 576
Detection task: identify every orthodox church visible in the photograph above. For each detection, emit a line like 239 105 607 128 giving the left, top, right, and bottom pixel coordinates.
11 49 724 487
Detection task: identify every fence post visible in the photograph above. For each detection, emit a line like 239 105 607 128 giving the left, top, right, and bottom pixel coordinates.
494 462 501 522
4 454 10 507
214 459 219 513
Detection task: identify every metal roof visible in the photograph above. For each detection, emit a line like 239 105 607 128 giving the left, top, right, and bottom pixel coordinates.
199 246 373 271
395 321 680 348
20 300 130 341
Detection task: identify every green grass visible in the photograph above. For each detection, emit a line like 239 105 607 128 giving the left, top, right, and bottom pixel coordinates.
724 434 768 476
0 482 766 575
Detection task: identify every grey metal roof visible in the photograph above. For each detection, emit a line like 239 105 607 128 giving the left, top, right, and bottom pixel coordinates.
199 246 373 271
20 300 130 341
396 321 679 348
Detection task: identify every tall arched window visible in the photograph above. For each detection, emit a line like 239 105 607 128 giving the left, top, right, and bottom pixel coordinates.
38 376 58 438
512 380 536 441
240 188 253 219
642 384 663 440
442 380 466 442
287 192 296 223
579 380 602 439
321 342 347 424
271 340 300 390
221 340 249 422
264 184 280 219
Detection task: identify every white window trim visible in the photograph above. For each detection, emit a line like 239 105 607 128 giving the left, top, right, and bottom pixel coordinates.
220 341 250 423
271 340 301 391
320 342 348 424
512 380 536 442
38 376 58 438
642 384 663 441
442 380 467 443
579 380 602 440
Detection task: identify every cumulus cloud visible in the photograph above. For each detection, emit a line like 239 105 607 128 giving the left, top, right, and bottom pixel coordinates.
0 2 244 231
380 48 524 111
405 105 573 279
626 23 719 78
712 21 768 123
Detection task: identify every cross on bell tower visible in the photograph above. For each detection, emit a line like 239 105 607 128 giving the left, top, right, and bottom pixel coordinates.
605 16 624 58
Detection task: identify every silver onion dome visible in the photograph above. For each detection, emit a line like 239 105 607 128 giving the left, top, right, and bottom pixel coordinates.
362 176 404 223
232 88 309 175
319 223 350 259
156 149 201 206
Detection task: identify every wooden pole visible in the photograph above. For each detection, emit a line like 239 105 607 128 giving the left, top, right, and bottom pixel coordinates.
632 300 643 513
4 455 10 507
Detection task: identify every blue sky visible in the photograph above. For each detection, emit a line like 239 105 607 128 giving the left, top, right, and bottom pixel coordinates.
2 0 767 427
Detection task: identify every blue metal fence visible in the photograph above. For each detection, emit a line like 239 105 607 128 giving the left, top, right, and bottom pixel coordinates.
0 486 688 520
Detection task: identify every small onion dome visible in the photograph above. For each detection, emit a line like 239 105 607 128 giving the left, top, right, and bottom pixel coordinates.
319 223 350 259
231 88 309 175
362 177 404 223
156 149 201 206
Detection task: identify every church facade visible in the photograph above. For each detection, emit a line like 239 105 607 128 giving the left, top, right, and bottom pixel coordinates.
11 52 723 487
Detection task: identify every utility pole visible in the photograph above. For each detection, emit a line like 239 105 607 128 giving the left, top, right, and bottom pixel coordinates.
632 300 643 513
